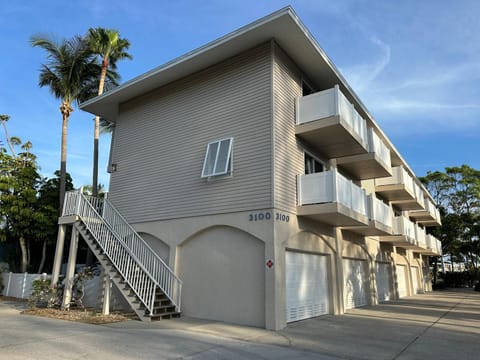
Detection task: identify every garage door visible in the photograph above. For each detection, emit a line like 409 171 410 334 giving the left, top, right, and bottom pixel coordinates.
375 262 392 302
343 259 368 309
286 251 329 322
410 266 419 294
397 265 408 298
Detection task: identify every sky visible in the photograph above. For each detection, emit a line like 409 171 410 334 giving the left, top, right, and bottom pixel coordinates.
1 0 479 189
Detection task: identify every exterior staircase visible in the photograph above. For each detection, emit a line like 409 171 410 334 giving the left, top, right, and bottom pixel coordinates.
62 190 182 321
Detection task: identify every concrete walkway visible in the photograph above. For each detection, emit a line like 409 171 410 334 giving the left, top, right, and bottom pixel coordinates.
0 289 479 359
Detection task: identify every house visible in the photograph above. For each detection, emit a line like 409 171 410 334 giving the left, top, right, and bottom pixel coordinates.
54 7 442 330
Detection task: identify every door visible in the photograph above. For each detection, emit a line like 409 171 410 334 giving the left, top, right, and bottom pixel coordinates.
410 266 419 294
397 265 408 298
286 251 329 322
375 262 392 302
343 259 368 309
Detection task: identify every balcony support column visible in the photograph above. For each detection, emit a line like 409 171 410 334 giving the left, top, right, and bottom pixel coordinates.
62 226 79 310
51 224 67 287
333 227 345 315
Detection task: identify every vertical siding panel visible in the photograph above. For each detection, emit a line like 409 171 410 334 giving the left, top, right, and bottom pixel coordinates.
109 44 273 223
273 44 303 213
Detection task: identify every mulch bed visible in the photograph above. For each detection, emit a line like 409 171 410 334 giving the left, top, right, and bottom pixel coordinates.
20 307 135 324
1 296 136 324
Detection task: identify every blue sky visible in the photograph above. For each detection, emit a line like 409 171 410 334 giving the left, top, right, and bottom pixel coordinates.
1 0 479 188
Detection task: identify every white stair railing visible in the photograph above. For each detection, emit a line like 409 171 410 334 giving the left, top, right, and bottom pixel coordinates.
62 190 182 315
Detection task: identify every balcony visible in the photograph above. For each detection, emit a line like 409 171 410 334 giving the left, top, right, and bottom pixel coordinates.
375 166 424 210
412 225 428 251
409 199 442 226
379 216 418 248
336 128 392 180
424 235 443 256
295 85 369 159
297 169 369 227
344 194 393 235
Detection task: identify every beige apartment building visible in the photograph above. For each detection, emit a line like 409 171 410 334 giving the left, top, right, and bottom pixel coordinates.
56 7 442 330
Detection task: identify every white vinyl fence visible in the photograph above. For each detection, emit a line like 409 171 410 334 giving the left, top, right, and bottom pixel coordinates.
1 272 41 299
1 272 129 310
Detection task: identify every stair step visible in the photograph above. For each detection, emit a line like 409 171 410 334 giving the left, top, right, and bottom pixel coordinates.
149 312 181 321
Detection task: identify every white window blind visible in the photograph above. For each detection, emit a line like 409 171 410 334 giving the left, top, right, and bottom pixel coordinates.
201 137 233 178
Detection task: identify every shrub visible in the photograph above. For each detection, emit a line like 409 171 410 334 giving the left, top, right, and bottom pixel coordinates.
28 275 57 308
28 267 95 309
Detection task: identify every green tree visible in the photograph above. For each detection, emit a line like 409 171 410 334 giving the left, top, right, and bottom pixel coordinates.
36 171 74 273
86 28 132 197
30 35 102 210
421 165 480 281
0 141 44 272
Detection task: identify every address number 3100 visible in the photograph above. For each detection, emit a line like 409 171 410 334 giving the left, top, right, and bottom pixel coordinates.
248 212 290 222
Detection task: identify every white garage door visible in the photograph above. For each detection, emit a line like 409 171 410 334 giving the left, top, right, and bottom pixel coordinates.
397 265 408 298
375 262 392 302
343 259 368 309
410 266 419 294
286 251 329 322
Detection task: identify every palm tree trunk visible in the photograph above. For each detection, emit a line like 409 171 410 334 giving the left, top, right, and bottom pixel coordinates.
92 62 108 198
59 101 72 213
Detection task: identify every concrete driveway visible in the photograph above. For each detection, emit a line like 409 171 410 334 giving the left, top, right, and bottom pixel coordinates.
0 289 479 359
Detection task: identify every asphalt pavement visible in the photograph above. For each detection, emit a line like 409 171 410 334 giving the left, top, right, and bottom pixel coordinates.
0 289 479 359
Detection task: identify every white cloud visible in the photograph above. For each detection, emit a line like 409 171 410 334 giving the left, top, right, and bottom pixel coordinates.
341 36 391 92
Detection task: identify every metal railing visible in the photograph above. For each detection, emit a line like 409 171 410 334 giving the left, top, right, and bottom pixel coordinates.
296 85 369 149
367 194 393 228
297 169 368 217
62 190 182 314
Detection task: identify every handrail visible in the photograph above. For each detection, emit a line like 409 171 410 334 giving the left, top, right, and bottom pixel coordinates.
101 196 182 307
62 190 182 314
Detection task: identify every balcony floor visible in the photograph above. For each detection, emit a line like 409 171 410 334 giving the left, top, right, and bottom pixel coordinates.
297 202 369 227
296 116 368 159
336 153 392 180
375 185 424 210
343 220 393 236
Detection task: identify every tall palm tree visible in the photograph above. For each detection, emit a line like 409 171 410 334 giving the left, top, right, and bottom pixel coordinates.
86 28 132 197
31 35 102 210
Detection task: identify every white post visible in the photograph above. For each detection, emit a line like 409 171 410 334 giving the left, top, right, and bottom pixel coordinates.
51 224 66 287
62 227 79 310
21 272 27 298
75 189 82 215
102 273 111 315
6 272 12 296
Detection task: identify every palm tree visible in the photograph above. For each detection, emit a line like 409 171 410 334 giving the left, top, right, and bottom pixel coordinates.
86 28 132 197
31 35 102 210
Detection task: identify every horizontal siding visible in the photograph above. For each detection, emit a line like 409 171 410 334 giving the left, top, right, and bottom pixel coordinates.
109 43 273 223
273 44 303 213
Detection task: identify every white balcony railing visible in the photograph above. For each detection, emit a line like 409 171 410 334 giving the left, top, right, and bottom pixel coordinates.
393 216 416 240
298 169 368 217
368 128 391 167
413 183 425 208
426 235 443 255
375 166 415 194
415 224 427 249
368 194 393 228
296 85 368 147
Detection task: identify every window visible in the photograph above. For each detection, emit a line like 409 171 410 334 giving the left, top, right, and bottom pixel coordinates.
305 153 324 174
201 137 233 178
